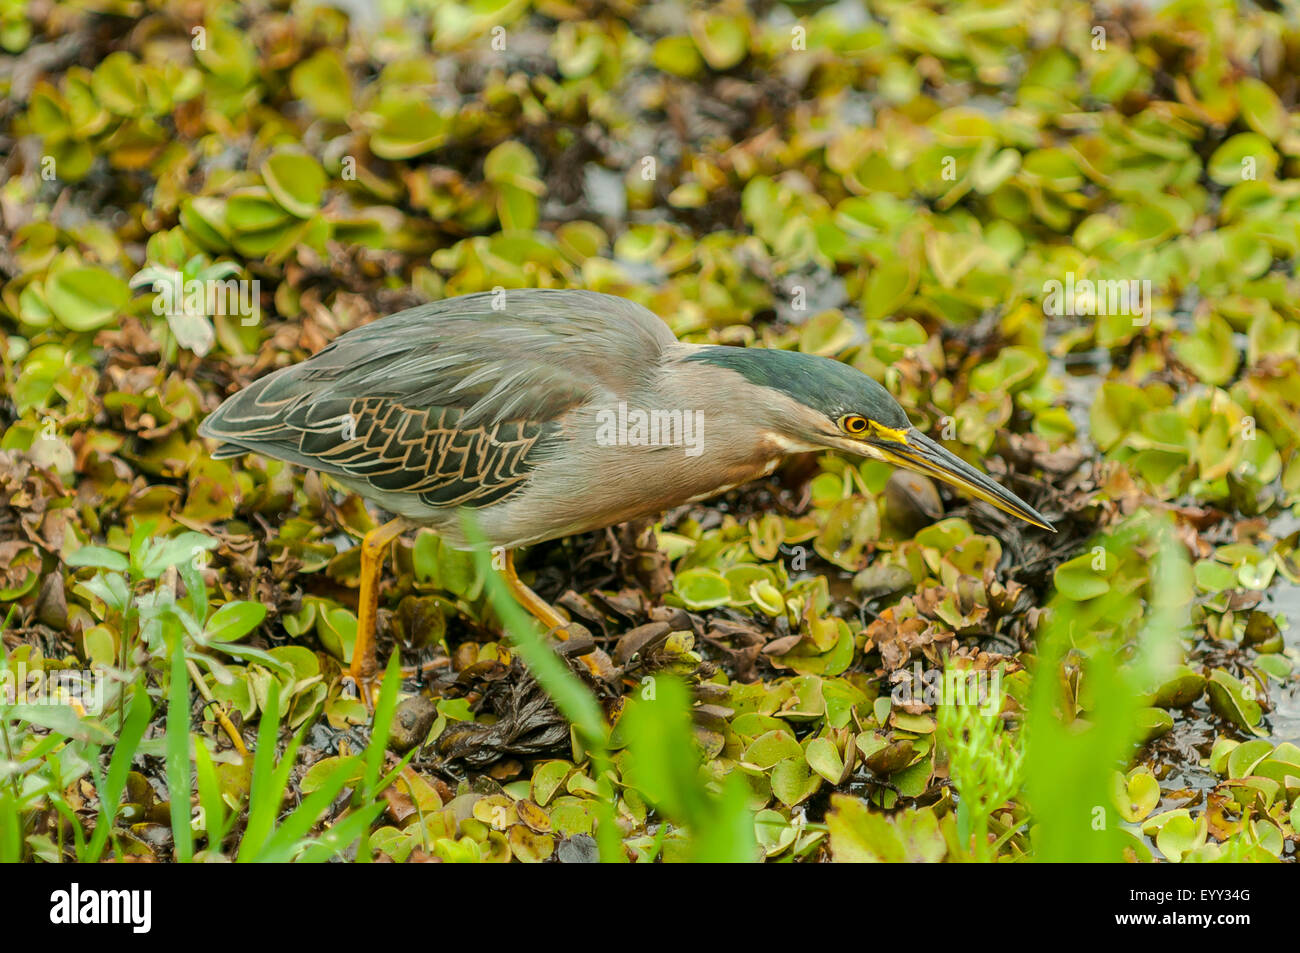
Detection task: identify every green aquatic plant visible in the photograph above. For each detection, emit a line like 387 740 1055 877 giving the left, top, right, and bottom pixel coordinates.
1024 513 1189 862
937 665 1023 862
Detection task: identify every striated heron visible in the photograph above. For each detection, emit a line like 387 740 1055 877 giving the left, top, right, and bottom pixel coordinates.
200 289 1053 700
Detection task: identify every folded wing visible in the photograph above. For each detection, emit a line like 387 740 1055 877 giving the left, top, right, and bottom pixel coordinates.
198 289 675 509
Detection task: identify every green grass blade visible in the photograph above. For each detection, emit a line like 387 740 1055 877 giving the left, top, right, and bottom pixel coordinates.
48 795 88 860
362 651 403 798
354 651 404 864
689 774 758 863
85 687 152 863
1023 514 1188 862
238 678 286 861
0 789 21 862
193 738 229 853
478 565 609 746
375 747 419 794
250 761 361 862
295 802 386 863
460 516 624 862
166 640 193 862
620 676 756 862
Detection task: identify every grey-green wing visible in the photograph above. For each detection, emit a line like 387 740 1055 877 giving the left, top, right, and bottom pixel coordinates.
198 289 675 509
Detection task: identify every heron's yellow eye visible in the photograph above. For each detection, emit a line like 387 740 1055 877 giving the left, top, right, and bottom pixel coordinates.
841 415 869 435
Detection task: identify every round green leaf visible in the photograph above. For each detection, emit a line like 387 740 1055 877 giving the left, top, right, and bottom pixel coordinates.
46 267 130 332
206 601 268 643
261 152 327 218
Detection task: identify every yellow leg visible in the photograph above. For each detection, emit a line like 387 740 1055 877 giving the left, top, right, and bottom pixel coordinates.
502 549 569 632
502 550 610 677
346 517 408 707
187 658 249 759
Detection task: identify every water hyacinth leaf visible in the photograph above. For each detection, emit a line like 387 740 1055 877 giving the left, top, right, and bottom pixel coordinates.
496 184 538 232
547 797 596 837
770 755 819 807
262 152 328 218
1208 133 1277 185
743 730 802 769
1053 551 1110 600
514 799 550 833
1150 666 1206 709
1255 654 1292 681
1194 559 1236 593
91 51 145 116
799 310 857 356
227 189 292 232
412 532 481 599
1226 740 1273 780
749 580 784 616
970 147 1021 193
1113 769 1160 823
1153 813 1206 863
893 807 946 863
673 567 732 609
814 498 879 569
17 282 54 329
924 230 984 288
289 49 352 120
483 141 545 194
1237 558 1275 591
83 625 117 668
179 197 232 252
826 794 906 862
1172 313 1238 385
45 267 130 331
1136 707 1174 744
368 99 447 159
805 736 845 784
753 809 796 857
689 13 748 70
1206 670 1266 736
195 18 254 85
862 738 915 776
651 35 702 77
862 260 914 320
826 796 945 863
315 604 357 663
1253 758 1300 794
1236 78 1287 141
507 825 554 863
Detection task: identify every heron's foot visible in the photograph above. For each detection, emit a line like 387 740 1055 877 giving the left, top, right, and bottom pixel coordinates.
341 657 449 711
209 702 250 758
548 621 617 681
502 551 615 680
341 614 385 709
341 655 384 711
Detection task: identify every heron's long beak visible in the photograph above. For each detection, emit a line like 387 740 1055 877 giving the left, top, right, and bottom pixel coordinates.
867 430 1055 531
